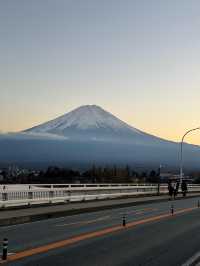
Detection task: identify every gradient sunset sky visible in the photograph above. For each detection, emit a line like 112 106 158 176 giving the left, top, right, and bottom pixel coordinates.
1 0 200 144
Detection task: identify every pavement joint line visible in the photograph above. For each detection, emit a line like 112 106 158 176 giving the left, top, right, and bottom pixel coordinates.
2 206 198 264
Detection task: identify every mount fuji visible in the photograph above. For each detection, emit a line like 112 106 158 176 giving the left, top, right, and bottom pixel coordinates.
24 105 167 145
0 105 200 170
25 105 143 139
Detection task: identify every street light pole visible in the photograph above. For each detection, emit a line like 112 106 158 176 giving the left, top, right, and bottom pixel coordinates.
157 164 162 195
180 127 200 183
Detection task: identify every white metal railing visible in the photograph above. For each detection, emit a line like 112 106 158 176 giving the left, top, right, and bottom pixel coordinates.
0 183 199 208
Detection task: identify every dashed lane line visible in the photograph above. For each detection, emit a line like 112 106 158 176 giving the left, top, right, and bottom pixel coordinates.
56 208 158 227
120 207 158 215
56 216 110 227
182 251 200 266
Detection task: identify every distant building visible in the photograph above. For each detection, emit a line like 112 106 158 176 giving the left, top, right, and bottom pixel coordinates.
160 173 172 182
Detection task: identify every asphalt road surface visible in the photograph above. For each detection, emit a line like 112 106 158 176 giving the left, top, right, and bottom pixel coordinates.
1 196 200 266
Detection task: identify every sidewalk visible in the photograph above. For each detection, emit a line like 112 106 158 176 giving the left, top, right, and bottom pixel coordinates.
0 192 200 227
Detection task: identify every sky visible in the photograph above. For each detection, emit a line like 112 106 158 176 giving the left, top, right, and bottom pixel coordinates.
0 0 200 144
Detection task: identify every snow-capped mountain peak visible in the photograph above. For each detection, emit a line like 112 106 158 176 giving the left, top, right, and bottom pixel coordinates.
24 105 143 139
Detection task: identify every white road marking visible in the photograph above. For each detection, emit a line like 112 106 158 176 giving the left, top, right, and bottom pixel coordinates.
120 208 157 215
0 252 15 263
56 215 110 227
182 251 200 266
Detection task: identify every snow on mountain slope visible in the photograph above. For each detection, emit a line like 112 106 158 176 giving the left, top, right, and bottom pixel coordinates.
24 105 148 140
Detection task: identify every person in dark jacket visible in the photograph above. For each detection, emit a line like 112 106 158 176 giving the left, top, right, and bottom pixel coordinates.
174 181 179 199
168 180 174 200
181 180 188 197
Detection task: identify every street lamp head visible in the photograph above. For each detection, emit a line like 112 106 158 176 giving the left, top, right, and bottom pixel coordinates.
180 127 200 182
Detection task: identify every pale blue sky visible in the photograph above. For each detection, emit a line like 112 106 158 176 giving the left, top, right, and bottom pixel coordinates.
1 0 200 143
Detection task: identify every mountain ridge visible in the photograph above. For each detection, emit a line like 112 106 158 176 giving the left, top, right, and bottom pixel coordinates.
25 105 142 133
24 105 171 144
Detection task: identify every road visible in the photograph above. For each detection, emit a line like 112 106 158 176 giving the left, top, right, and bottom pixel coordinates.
1 196 200 265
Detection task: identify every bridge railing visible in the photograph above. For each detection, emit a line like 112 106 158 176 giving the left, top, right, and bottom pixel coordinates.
0 183 199 208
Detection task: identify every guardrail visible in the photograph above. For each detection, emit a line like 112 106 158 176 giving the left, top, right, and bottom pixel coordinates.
0 183 200 208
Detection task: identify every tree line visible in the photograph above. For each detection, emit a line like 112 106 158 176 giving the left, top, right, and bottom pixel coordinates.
1 165 163 184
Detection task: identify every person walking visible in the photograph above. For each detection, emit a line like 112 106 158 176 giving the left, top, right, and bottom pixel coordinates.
181 180 188 197
174 181 179 199
168 180 174 200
